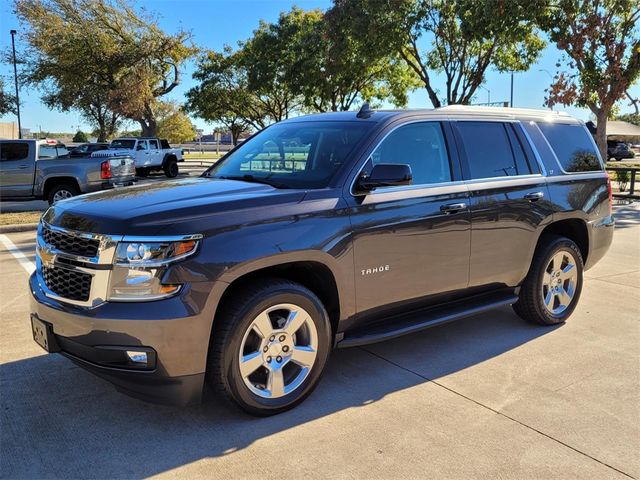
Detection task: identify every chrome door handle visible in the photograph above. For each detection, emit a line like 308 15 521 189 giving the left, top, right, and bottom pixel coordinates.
440 202 467 214
17 165 30 170
524 192 544 202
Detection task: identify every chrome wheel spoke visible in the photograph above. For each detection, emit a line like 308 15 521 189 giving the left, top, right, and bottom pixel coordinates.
541 249 579 315
559 287 572 306
283 309 306 335
562 262 575 276
544 289 554 307
267 367 286 397
290 346 316 367
551 252 565 271
251 311 273 339
542 271 552 286
239 351 263 378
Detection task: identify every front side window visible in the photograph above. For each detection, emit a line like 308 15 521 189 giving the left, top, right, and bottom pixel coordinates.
1 142 29 162
456 122 532 179
537 123 601 172
370 122 452 185
207 121 370 189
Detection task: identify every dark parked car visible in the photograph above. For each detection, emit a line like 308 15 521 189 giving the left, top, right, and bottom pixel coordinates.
68 142 110 157
607 140 635 161
30 106 614 415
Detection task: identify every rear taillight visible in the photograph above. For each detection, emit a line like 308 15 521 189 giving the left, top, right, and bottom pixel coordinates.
101 160 112 179
606 172 613 215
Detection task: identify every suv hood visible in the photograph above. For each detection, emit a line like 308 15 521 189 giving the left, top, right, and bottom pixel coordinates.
43 177 307 236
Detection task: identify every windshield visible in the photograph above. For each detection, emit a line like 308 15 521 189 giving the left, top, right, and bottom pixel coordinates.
110 139 136 149
206 121 370 189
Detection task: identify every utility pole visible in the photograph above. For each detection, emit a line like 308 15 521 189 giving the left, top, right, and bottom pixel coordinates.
10 30 22 139
510 72 514 107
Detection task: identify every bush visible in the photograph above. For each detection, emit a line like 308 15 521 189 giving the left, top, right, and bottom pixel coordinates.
73 130 88 143
615 170 630 192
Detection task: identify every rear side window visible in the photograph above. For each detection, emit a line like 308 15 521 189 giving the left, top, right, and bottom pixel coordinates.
370 122 452 185
537 123 601 172
456 122 533 179
1 142 29 162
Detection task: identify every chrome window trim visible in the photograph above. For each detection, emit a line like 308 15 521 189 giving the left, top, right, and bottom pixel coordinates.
533 122 605 176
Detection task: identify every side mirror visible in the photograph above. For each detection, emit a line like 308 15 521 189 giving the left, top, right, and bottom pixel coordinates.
357 163 413 191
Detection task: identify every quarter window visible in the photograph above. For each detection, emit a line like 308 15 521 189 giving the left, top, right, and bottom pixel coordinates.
536 123 601 172
0 142 29 162
370 122 452 185
456 122 532 179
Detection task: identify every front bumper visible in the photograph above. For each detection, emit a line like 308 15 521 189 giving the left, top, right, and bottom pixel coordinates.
29 272 222 406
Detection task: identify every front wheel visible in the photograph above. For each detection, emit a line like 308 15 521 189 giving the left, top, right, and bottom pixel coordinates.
207 279 331 415
513 235 584 325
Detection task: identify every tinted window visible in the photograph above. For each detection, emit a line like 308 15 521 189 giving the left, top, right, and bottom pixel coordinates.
537 123 601 172
457 122 531 179
38 145 59 159
148 140 159 149
0 142 29 162
370 122 452 185
208 121 369 189
110 139 136 149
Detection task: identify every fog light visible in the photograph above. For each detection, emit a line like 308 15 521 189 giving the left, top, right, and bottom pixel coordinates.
126 351 148 364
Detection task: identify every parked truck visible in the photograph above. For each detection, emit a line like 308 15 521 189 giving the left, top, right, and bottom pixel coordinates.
92 137 183 178
0 139 136 204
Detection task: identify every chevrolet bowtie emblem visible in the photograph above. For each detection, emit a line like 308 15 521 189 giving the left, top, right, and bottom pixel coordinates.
39 247 55 265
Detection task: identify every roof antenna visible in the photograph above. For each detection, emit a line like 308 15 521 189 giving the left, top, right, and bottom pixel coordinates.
356 102 374 119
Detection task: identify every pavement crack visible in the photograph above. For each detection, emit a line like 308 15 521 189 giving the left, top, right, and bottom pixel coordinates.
359 346 636 480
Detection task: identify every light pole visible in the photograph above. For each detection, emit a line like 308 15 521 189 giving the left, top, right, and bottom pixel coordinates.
479 85 490 105
539 69 554 110
510 72 514 107
10 30 22 139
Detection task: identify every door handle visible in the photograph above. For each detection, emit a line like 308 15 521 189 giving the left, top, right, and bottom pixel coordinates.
17 165 30 170
524 191 544 202
440 202 467 214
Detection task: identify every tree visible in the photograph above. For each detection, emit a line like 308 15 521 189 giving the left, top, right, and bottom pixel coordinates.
0 79 17 117
15 0 195 139
543 0 640 159
73 130 88 142
329 0 546 107
186 48 273 132
155 101 196 143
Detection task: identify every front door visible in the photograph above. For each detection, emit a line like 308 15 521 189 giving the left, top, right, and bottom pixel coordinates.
0 141 35 198
348 121 471 319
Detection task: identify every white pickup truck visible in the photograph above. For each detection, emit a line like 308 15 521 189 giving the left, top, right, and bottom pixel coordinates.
92 137 183 178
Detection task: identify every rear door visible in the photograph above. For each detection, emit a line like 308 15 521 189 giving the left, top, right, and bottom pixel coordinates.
148 139 161 166
0 141 35 197
453 121 553 289
348 121 471 318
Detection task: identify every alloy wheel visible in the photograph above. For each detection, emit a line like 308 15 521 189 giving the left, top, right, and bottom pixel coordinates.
541 250 578 315
238 303 318 399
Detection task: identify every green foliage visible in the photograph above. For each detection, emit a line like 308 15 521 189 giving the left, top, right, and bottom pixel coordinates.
15 0 196 139
328 0 547 107
155 101 196 144
0 79 17 117
616 113 640 126
72 130 88 143
614 169 630 192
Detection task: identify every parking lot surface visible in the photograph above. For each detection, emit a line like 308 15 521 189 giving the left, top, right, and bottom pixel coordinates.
0 204 638 479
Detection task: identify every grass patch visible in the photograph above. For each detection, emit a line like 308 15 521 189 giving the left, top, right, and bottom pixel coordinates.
0 211 42 226
183 152 224 160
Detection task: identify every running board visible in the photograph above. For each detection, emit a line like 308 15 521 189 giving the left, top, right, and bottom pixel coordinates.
337 293 519 348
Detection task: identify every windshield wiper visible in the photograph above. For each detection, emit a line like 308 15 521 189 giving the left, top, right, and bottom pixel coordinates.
215 174 289 189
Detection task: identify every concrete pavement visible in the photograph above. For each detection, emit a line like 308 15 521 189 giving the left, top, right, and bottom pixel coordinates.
0 204 638 479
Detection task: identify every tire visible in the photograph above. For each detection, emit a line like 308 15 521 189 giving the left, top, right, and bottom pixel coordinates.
207 278 332 416
47 183 79 205
513 235 584 326
164 159 178 178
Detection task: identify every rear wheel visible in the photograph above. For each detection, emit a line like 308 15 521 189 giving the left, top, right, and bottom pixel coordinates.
47 183 79 205
207 279 331 415
164 159 178 178
513 235 583 325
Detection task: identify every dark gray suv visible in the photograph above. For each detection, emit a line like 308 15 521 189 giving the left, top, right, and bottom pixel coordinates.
30 106 614 415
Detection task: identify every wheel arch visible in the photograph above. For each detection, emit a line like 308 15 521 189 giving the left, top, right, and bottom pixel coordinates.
536 218 589 265
162 153 177 167
42 176 81 199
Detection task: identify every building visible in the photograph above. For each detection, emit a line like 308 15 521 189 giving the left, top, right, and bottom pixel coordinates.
0 122 18 139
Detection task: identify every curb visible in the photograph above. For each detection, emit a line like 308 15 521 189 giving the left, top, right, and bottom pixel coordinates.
0 223 38 234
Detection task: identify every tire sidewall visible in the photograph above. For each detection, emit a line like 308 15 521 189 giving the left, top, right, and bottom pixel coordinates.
222 286 331 414
48 184 78 205
165 160 178 178
533 239 584 324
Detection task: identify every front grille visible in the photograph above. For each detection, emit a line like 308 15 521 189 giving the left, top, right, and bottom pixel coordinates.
42 265 92 302
42 226 99 258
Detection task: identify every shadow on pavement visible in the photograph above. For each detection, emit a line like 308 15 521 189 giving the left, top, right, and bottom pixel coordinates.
0 307 558 479
611 203 640 229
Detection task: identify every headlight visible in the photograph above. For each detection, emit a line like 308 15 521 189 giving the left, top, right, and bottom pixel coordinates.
108 237 201 301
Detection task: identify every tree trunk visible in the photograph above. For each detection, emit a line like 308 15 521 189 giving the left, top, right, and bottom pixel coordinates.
137 103 158 137
595 109 608 162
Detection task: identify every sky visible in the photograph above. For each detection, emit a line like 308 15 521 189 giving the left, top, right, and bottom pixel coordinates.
0 0 638 135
